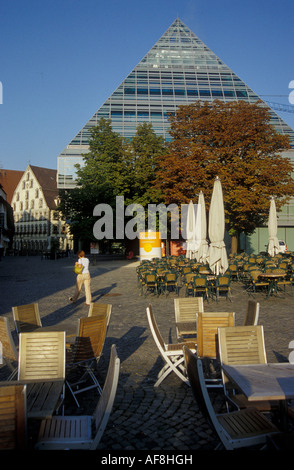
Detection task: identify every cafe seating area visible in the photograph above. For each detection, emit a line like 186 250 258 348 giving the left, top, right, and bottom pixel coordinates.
137 251 294 300
0 301 119 450
2 252 294 450
145 295 294 450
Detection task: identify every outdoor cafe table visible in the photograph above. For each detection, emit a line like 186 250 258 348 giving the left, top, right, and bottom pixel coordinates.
1 379 65 419
258 272 286 297
222 363 294 429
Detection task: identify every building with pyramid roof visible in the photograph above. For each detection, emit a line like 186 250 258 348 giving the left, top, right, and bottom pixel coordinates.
56 18 294 251
57 18 294 189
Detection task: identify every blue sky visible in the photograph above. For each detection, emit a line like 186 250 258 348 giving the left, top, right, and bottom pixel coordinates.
0 0 293 171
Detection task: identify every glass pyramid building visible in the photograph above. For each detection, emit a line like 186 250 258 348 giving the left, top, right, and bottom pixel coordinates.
57 17 294 189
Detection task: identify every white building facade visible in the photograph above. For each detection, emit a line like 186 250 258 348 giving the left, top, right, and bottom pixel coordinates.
11 165 73 255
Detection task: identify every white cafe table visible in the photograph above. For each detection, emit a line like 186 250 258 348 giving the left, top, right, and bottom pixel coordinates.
222 363 294 402
222 363 294 429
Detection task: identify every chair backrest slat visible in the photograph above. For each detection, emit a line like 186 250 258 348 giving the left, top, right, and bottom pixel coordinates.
72 315 108 363
0 384 26 449
243 300 259 326
174 298 204 323
197 312 235 358
18 332 65 381
147 304 165 351
91 344 120 449
218 325 267 366
0 317 18 362
12 303 42 334
88 303 112 326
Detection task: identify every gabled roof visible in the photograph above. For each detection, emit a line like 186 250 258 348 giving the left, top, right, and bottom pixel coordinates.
29 165 58 210
0 169 23 204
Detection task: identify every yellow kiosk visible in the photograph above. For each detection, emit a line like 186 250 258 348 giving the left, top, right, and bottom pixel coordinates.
139 232 162 261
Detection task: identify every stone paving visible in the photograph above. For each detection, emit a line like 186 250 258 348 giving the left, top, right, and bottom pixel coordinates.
1 254 294 451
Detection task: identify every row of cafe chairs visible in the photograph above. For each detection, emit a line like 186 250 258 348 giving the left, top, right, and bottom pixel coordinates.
147 298 260 389
0 302 119 449
137 258 233 300
147 298 284 449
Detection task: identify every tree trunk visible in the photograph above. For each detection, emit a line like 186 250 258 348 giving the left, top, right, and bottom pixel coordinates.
231 234 238 254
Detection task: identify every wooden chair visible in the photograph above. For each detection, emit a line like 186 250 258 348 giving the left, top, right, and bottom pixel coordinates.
218 325 274 411
18 331 66 381
88 303 112 325
146 304 196 387
0 384 27 449
66 315 108 406
12 302 42 334
197 311 235 388
243 300 259 326
35 344 120 450
0 316 18 379
174 297 204 342
183 346 279 450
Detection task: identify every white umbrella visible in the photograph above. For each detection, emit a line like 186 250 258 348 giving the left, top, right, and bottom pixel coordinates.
208 177 228 274
267 197 279 257
186 200 201 259
196 191 208 263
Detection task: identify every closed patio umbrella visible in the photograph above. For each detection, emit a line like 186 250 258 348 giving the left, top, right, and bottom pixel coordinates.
267 197 279 257
196 191 208 263
186 200 201 259
208 177 228 274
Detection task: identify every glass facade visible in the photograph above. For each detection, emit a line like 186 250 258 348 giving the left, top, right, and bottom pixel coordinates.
57 18 294 188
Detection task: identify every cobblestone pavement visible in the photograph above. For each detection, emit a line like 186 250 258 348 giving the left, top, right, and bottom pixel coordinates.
1 255 294 451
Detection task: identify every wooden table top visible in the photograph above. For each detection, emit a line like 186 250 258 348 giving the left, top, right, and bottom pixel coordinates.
222 363 294 401
1 379 64 419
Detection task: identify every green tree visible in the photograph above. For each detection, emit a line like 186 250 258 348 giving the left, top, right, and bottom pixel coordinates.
155 100 294 253
127 122 166 206
58 119 167 250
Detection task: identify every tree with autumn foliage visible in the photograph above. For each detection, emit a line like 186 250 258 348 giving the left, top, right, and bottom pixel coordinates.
155 100 294 253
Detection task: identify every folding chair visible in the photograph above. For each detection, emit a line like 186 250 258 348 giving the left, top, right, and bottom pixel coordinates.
174 297 204 342
218 325 275 411
66 315 108 406
12 303 42 334
88 303 112 325
183 346 279 450
35 344 120 450
243 300 259 326
18 331 66 381
197 311 235 388
0 384 27 449
0 316 18 379
146 304 196 387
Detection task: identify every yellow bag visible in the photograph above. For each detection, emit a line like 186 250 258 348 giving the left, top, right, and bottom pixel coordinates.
73 264 83 274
